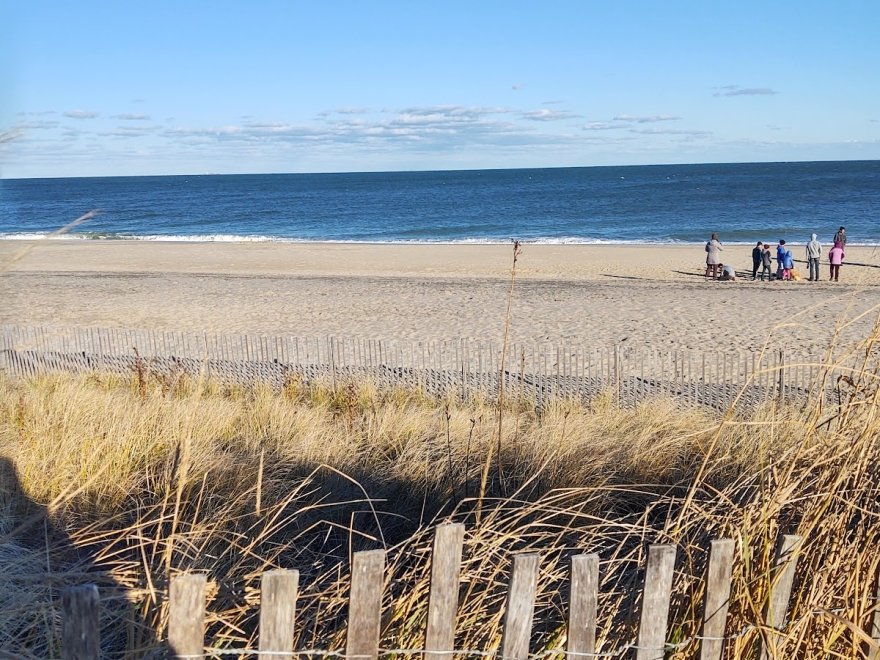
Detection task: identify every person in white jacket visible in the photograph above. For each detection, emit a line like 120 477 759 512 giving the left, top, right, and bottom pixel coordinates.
806 233 822 281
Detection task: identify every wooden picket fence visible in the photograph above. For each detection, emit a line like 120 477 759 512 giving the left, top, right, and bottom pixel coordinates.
55 523 880 659
0 324 849 410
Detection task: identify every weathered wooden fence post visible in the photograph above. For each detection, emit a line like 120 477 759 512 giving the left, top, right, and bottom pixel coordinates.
567 553 599 660
346 549 386 660
868 561 880 660
259 569 299 660
0 326 10 375
614 344 622 406
424 523 466 660
168 573 207 659
501 552 540 660
760 534 802 660
636 544 677 660
777 349 785 403
700 539 735 660
61 584 101 660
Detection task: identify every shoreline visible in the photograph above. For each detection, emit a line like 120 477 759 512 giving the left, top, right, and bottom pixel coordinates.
3 239 878 278
3 235 880 248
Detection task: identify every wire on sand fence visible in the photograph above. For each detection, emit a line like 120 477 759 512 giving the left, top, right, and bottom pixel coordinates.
0 323 852 411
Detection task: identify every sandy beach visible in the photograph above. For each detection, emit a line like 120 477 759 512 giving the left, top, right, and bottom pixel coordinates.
2 240 879 355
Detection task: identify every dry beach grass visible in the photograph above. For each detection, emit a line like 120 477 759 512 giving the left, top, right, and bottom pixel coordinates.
2 315 880 656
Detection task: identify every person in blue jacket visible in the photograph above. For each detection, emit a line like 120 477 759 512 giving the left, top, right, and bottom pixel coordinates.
775 240 787 280
782 243 795 280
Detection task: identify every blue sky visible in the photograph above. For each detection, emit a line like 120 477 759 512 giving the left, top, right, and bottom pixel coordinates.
2 1 879 178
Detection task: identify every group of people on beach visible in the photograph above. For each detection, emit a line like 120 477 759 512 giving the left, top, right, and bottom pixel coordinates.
705 226 847 282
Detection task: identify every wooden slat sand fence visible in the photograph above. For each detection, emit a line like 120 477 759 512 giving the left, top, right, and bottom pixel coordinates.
0 324 844 410
54 522 880 659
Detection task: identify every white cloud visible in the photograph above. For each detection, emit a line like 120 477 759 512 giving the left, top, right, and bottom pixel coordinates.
583 121 623 131
521 109 578 121
397 105 509 118
0 129 24 144
13 120 60 130
64 109 100 119
613 114 680 123
111 113 151 120
104 125 162 138
630 127 711 137
318 107 370 117
157 105 578 154
163 123 325 142
713 86 778 97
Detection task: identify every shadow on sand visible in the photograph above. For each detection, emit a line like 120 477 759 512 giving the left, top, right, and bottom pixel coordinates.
0 456 155 657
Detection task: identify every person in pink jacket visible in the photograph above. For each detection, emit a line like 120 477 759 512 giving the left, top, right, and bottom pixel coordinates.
828 241 845 281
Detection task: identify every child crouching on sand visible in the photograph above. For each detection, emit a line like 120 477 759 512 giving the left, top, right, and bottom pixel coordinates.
718 264 737 281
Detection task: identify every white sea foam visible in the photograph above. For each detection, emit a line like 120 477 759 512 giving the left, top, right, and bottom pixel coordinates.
1 232 879 247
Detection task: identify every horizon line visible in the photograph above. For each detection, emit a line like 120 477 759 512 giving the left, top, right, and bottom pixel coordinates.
3 157 879 182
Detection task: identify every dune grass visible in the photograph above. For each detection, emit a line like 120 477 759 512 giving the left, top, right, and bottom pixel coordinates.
1 328 880 657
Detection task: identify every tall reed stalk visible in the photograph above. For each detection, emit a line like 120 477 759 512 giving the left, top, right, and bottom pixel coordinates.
478 240 522 512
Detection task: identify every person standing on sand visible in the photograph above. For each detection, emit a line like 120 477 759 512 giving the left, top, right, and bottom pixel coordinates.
705 233 723 279
806 233 822 281
775 240 787 280
829 241 845 281
751 241 763 280
760 243 773 281
782 243 795 280
834 226 847 247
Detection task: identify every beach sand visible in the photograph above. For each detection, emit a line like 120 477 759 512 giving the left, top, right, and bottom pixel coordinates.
2 240 879 355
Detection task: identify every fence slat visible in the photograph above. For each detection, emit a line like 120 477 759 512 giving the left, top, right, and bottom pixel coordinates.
168 573 207 660
423 523 465 660
700 539 735 660
636 544 677 660
61 584 100 660
501 552 540 660
567 553 599 660
259 569 299 659
760 534 802 660
868 560 880 660
346 549 386 660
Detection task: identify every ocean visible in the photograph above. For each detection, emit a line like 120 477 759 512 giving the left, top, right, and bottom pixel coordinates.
1 160 878 245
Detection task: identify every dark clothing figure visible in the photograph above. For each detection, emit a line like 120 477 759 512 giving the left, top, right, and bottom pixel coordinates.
760 245 773 280
834 228 847 247
751 243 763 280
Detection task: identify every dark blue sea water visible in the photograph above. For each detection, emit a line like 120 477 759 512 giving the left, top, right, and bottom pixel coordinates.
1 161 878 245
